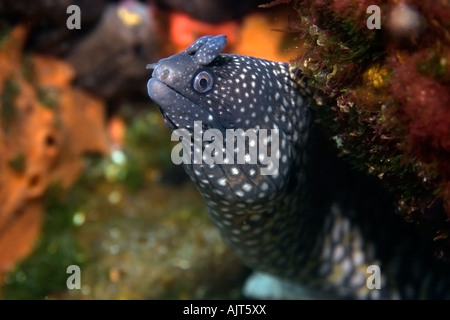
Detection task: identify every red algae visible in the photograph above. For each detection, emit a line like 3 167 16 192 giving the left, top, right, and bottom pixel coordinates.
391 51 450 215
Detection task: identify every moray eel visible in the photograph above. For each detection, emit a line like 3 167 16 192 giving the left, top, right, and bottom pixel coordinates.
147 35 450 299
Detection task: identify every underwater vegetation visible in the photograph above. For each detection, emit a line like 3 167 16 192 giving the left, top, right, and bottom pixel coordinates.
0 25 109 285
286 0 450 258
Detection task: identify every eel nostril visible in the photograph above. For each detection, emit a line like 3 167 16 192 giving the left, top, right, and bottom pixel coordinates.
146 63 157 70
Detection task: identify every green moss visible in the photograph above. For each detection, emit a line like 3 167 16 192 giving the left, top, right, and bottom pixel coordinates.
123 162 145 191
125 109 173 167
89 108 175 193
118 108 174 191
8 153 26 173
294 4 383 95
417 50 448 81
324 17 381 63
37 87 59 110
22 55 36 83
1 78 19 133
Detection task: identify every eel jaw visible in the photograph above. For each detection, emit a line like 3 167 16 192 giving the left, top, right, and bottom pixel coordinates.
147 77 220 132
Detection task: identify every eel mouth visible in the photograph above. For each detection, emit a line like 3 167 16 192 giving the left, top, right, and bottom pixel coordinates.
147 77 176 107
147 77 218 132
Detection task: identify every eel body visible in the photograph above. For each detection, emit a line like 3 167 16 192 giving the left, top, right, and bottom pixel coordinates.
147 35 450 299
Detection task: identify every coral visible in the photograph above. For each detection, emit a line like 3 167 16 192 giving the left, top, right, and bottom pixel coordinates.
0 25 110 280
288 0 450 257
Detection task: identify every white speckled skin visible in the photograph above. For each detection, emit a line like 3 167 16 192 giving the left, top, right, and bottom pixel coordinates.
148 35 450 299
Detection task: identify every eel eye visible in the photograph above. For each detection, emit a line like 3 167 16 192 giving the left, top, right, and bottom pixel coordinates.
193 70 214 93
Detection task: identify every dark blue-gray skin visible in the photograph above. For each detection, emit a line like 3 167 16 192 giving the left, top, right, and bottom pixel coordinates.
147 35 450 299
